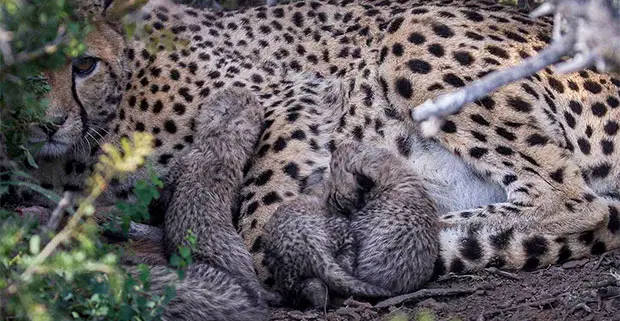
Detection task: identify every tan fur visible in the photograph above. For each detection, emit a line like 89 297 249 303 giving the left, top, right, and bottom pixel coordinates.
15 0 620 304
263 141 438 306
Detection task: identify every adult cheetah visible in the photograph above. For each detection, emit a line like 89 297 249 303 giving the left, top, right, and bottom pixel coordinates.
13 0 620 301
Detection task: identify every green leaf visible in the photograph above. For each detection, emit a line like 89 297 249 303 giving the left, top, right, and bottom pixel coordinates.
20 145 39 168
0 185 8 197
29 235 41 254
179 247 191 259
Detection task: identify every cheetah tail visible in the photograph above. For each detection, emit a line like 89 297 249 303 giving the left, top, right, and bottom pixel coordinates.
436 210 620 276
311 253 393 298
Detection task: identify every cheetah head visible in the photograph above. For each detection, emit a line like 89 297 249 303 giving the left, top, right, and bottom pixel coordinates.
30 2 128 158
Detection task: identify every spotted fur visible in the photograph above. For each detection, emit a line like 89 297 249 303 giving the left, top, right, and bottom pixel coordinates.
263 140 438 306
18 0 620 295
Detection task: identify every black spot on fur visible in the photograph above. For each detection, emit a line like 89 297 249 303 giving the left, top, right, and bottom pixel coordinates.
486 45 509 59
526 134 549 146
522 257 540 271
408 32 425 44
262 192 282 205
395 77 413 98
470 114 490 126
406 59 431 74
591 241 606 255
583 81 603 94
495 127 516 141
577 138 591 155
507 97 532 113
557 245 572 263
578 230 594 244
427 43 444 57
460 236 483 261
601 140 614 155
250 236 263 252
608 206 620 233
255 170 274 186
502 175 517 185
453 51 475 66
547 77 565 93
490 228 514 250
443 73 465 87
449 258 465 273
432 23 454 38
440 120 457 133
381 14 402 31
549 168 565 183
605 121 619 135
432 257 446 278
469 147 488 159
164 120 177 133
591 162 611 179
591 102 608 117
396 135 412 157
283 162 299 180
461 10 484 22
273 137 287 152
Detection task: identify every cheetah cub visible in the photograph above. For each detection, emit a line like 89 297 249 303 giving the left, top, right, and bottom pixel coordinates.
157 88 283 307
263 141 439 307
161 88 262 280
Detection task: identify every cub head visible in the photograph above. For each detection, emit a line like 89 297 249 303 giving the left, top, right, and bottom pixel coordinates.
30 1 130 158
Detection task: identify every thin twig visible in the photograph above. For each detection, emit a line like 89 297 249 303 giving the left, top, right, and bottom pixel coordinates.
562 302 593 321
411 36 573 136
485 267 522 281
411 0 620 136
128 221 163 241
0 26 67 77
21 182 103 280
46 191 73 231
483 297 558 318
374 284 493 308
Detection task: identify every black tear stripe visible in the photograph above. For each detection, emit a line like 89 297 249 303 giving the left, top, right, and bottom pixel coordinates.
71 74 91 137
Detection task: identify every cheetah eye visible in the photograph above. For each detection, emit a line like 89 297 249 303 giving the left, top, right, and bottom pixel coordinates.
72 56 99 77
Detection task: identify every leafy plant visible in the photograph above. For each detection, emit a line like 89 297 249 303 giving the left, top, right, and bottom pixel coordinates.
0 1 191 319
0 0 90 161
0 132 178 321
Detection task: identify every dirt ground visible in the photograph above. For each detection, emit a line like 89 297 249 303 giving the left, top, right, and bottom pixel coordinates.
270 251 620 321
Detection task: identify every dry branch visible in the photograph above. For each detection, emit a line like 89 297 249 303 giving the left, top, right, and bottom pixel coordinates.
411 0 620 136
374 284 494 308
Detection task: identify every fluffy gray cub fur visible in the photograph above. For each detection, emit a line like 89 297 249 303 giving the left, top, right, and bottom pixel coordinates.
327 141 439 295
263 192 392 307
160 88 281 306
125 263 268 321
162 88 261 279
263 141 439 307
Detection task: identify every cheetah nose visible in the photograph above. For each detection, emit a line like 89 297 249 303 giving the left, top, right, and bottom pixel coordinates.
39 115 67 137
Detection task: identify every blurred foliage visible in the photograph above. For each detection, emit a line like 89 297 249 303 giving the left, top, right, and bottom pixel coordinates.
0 0 90 161
0 1 195 320
0 133 175 321
0 0 560 320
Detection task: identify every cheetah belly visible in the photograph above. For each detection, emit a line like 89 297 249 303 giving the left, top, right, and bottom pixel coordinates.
407 134 506 214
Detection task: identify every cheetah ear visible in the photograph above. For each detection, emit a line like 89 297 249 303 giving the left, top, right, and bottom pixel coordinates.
101 0 149 23
94 0 149 35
